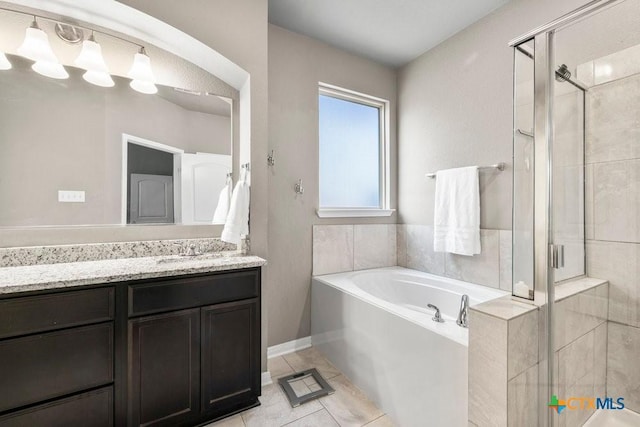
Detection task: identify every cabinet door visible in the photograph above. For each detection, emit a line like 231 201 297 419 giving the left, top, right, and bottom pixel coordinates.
129 309 200 427
201 299 260 414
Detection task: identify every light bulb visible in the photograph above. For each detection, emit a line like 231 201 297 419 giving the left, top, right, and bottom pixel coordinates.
128 47 157 94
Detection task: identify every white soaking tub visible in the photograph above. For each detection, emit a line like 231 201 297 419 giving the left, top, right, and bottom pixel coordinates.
311 266 507 427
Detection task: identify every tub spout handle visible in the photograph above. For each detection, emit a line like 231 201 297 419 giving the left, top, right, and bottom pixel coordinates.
457 294 469 328
427 304 444 323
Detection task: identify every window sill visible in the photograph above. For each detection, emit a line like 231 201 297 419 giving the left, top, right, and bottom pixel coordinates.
316 209 395 218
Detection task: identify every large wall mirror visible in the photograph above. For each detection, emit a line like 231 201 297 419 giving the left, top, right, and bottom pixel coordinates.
0 4 240 231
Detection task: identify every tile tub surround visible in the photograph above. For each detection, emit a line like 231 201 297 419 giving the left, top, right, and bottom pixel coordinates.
0 254 266 294
206 347 393 427
397 225 512 291
0 238 236 268
314 224 512 291
312 225 396 276
469 278 608 427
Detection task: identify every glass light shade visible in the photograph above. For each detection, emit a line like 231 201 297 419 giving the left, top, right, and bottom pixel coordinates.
32 60 69 79
83 70 115 87
75 37 109 73
17 25 59 63
130 79 158 94
18 22 68 79
0 52 11 70
128 49 157 94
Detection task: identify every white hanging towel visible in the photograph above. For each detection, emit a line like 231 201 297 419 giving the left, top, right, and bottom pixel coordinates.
433 166 481 256
221 179 250 245
212 182 231 223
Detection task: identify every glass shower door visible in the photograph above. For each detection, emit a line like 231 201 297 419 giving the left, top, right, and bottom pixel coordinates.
549 1 640 425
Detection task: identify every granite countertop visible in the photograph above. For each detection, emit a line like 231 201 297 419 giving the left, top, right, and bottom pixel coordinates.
0 253 266 294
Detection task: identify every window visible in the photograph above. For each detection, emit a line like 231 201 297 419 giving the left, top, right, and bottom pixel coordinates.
317 83 392 217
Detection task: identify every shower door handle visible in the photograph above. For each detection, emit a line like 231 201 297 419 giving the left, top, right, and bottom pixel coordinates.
550 244 565 269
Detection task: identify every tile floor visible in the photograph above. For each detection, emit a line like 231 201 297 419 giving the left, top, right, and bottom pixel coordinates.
206 347 395 427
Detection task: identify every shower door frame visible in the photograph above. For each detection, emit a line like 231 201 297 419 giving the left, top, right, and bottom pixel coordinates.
510 0 626 426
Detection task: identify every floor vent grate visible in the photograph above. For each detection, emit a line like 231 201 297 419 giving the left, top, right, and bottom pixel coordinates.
278 368 335 407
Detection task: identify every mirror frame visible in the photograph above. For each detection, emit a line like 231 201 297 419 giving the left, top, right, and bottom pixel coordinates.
0 0 251 246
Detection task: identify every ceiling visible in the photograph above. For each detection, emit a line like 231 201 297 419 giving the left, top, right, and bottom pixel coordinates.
269 0 512 67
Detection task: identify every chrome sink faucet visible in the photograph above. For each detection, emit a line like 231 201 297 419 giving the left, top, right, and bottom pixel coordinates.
427 304 444 323
457 294 469 328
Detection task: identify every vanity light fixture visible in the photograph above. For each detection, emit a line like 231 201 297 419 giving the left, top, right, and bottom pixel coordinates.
0 51 11 70
75 32 114 87
17 18 68 79
128 47 157 94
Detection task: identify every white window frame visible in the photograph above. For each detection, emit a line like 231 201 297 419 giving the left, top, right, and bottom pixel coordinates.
317 82 394 218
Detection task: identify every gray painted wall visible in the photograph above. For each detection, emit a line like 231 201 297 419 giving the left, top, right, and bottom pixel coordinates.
267 25 397 346
397 0 590 230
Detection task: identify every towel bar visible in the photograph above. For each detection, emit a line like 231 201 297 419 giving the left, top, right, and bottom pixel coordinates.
425 162 505 179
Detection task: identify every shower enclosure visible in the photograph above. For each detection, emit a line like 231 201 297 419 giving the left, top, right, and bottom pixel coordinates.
511 0 640 425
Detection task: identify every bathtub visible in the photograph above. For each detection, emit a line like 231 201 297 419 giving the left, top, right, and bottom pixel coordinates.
311 266 507 427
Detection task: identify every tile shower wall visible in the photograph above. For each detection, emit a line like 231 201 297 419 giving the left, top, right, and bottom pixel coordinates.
397 225 512 291
553 284 608 427
583 68 640 413
312 225 397 275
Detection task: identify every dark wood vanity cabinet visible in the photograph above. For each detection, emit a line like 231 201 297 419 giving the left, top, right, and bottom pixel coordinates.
0 267 261 427
0 287 115 426
125 267 261 427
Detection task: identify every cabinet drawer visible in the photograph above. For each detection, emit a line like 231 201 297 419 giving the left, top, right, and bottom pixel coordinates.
0 323 114 413
0 287 114 339
129 268 260 316
0 386 113 427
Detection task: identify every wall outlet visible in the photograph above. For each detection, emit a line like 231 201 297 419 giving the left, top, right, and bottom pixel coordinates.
58 190 86 203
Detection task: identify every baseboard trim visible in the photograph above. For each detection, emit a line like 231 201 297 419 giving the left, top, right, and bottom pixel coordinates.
267 336 312 359
261 371 273 386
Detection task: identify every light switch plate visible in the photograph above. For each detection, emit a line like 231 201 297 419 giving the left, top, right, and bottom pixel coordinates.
58 190 85 203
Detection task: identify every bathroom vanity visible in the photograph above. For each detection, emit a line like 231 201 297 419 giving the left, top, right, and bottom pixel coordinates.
0 254 265 427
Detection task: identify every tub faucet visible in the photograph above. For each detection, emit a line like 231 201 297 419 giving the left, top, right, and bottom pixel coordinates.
427 304 444 323
457 294 469 328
